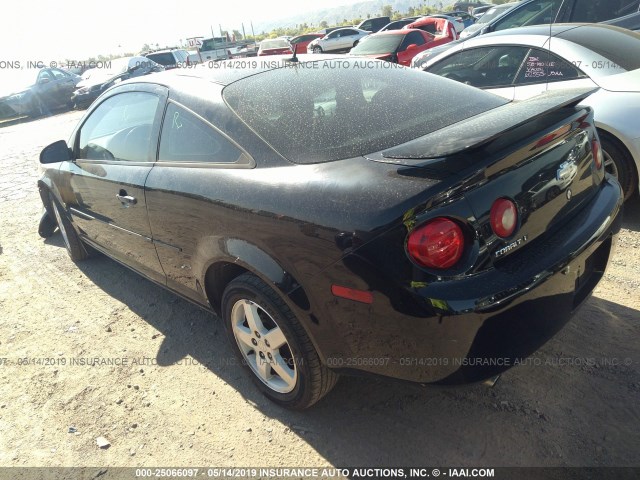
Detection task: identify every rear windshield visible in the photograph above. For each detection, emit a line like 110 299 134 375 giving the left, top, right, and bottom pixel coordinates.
556 25 640 71
146 53 175 66
222 59 508 164
261 39 290 50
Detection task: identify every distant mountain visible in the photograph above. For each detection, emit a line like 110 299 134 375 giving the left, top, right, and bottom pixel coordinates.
253 0 456 33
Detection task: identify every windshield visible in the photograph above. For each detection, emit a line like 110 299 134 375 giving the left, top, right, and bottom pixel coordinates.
477 4 516 24
223 59 508 164
351 35 404 54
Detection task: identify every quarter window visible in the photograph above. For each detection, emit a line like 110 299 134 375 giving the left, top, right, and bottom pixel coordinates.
515 49 586 85
158 103 244 163
78 92 159 162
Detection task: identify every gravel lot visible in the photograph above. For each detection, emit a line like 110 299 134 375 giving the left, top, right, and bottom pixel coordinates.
0 111 639 470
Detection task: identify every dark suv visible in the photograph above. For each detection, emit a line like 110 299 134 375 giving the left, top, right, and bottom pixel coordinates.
356 16 391 32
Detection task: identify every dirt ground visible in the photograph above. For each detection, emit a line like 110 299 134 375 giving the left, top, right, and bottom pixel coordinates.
0 111 639 470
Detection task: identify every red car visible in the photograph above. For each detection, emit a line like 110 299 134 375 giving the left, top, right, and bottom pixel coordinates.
289 33 324 54
404 16 458 41
257 38 292 56
348 28 452 66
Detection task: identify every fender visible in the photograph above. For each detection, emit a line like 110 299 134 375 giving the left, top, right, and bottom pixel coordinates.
197 237 311 315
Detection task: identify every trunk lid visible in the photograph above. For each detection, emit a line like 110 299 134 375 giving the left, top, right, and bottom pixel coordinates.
366 88 605 264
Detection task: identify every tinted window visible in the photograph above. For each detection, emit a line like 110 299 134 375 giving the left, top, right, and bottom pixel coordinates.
428 46 531 88
146 53 175 66
570 0 639 22
78 92 159 162
223 59 508 164
352 34 404 54
477 4 518 24
555 25 640 72
38 70 52 82
494 0 563 31
400 31 426 49
159 103 244 163
51 69 68 79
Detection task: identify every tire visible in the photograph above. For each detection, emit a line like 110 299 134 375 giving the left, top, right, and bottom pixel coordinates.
313 46 323 54
353 40 359 48
598 130 637 201
38 210 57 238
222 273 338 409
49 192 89 261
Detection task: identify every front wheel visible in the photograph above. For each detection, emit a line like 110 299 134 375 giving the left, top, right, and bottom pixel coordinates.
313 46 323 54
222 273 338 409
49 192 89 261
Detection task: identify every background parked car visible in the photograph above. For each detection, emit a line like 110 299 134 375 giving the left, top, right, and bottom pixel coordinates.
437 11 479 29
460 2 520 39
427 14 466 33
289 33 324 54
0 67 79 118
356 16 391 32
307 28 370 53
145 49 190 69
349 29 453 66
421 23 640 199
71 56 163 109
454 0 491 13
461 0 640 39
258 38 292 56
472 5 494 18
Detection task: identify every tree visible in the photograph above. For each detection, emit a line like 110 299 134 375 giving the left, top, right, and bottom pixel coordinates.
381 4 393 17
319 20 329 28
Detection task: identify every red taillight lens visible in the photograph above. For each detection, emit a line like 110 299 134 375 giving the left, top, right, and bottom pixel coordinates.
490 198 518 238
407 218 464 269
592 139 602 170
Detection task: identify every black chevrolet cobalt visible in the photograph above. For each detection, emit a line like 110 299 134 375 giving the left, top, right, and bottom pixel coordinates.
38 55 623 409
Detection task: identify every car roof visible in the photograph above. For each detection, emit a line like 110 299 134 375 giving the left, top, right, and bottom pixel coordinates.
129 54 347 88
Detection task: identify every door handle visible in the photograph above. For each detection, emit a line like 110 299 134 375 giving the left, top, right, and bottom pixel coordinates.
116 192 137 205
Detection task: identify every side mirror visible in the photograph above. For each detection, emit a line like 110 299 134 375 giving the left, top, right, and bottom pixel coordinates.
38 77 50 85
406 43 418 51
40 140 72 164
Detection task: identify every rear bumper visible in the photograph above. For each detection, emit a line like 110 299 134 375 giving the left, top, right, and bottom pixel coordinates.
311 177 623 383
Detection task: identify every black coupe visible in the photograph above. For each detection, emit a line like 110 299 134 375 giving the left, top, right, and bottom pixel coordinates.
38 56 623 409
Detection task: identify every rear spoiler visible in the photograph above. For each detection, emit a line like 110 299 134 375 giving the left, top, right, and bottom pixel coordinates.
378 88 598 161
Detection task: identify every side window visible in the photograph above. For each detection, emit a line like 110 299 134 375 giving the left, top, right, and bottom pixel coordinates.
37 69 52 82
78 92 159 162
158 103 244 163
400 31 426 50
51 68 68 79
428 46 530 88
494 0 563 31
570 0 639 22
360 21 372 31
515 49 587 85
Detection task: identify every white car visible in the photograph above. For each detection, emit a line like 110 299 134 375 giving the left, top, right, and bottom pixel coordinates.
420 23 640 200
307 28 370 54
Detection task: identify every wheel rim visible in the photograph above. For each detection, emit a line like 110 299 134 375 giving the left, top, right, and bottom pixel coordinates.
231 299 297 393
51 201 71 251
313 47 321 53
603 148 619 180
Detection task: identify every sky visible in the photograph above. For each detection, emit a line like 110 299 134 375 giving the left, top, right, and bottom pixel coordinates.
1 0 359 61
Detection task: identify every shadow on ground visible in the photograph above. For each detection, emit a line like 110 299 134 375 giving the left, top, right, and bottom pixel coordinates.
44 232 640 467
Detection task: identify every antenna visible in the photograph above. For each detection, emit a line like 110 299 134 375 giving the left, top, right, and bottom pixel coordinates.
289 41 299 63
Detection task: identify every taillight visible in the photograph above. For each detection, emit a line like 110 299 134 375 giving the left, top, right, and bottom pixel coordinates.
407 218 464 269
592 139 602 170
490 198 518 238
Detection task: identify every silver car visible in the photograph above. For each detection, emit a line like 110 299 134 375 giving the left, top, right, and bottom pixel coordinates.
307 28 370 54
419 23 640 200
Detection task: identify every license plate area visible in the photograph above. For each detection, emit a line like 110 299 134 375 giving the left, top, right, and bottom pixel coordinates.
573 236 611 309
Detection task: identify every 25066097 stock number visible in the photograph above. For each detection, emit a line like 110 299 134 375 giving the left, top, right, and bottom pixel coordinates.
135 468 199 477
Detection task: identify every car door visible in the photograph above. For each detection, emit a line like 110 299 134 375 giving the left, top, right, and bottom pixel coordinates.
50 68 77 107
324 30 341 51
145 101 253 302
340 29 358 50
35 69 58 108
63 85 168 283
